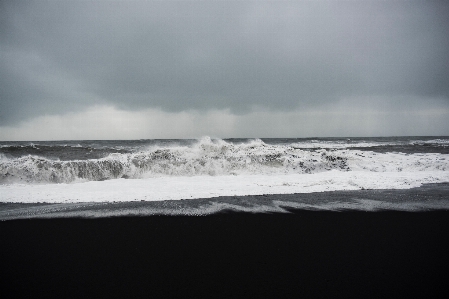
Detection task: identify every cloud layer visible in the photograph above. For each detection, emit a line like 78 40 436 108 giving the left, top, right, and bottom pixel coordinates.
1 0 448 139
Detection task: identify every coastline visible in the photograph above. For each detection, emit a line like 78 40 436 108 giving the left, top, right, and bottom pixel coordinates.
1 182 449 220
0 184 449 298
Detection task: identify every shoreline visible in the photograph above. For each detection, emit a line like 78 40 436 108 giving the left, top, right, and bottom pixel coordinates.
1 182 449 220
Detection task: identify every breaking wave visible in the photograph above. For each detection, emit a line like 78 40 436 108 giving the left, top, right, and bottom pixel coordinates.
1 137 448 184
1 137 348 184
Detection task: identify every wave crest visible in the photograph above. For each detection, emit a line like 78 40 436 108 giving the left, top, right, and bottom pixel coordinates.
3 137 447 185
0 138 349 184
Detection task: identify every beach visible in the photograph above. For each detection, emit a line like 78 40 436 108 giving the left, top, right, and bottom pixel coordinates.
3 0 449 296
1 137 449 297
2 193 449 298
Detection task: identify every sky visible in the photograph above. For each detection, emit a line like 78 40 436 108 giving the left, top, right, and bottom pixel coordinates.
1 0 448 140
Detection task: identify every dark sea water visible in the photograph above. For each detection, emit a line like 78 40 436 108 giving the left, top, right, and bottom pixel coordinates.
1 136 448 161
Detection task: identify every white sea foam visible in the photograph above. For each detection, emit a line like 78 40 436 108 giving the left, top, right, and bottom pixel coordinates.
1 170 448 203
411 139 449 145
290 141 390 149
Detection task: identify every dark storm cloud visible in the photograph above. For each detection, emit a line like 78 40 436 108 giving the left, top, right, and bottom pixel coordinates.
1 0 448 125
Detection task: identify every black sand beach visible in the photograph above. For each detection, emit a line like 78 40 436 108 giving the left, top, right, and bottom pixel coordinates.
2 1 449 296
2 209 449 298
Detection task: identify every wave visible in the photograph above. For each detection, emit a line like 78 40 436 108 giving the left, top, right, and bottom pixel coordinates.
292 139 449 149
411 139 449 146
0 144 130 161
290 141 391 149
0 137 348 184
1 137 448 184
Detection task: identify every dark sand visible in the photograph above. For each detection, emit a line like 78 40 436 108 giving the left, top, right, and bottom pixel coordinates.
2 210 449 298
2 183 449 219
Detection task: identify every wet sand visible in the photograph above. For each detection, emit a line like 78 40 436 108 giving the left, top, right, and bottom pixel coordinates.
2 209 449 298
2 183 449 219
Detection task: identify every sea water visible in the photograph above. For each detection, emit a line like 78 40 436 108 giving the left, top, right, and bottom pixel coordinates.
1 136 449 219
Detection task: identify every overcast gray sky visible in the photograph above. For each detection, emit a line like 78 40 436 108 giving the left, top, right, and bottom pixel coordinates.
1 0 448 140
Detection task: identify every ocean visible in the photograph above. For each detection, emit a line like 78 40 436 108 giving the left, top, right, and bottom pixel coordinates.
1 136 449 219
2 136 449 297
